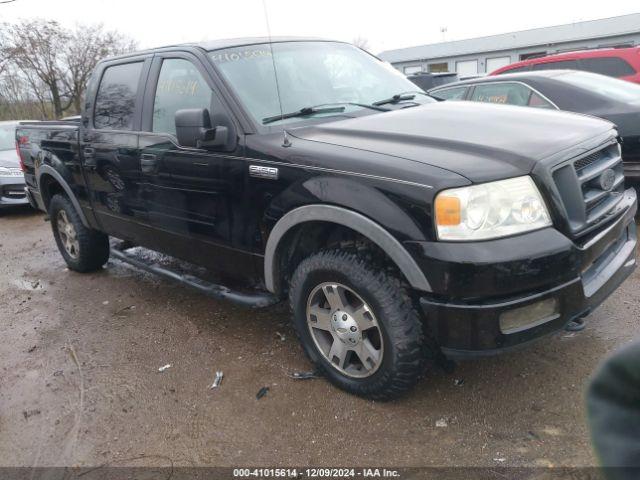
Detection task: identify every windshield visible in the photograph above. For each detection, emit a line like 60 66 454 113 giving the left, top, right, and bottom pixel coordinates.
558 71 640 103
209 41 434 126
0 124 17 150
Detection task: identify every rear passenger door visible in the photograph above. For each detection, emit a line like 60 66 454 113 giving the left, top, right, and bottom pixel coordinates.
81 56 152 242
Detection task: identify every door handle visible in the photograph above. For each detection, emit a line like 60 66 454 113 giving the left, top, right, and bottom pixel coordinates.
140 153 157 173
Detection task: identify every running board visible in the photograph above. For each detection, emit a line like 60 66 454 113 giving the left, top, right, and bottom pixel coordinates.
110 248 279 309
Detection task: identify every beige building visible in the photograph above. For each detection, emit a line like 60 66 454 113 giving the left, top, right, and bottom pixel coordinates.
379 13 640 77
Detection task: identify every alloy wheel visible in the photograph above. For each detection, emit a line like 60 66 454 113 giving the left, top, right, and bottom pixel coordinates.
306 282 384 378
57 210 80 259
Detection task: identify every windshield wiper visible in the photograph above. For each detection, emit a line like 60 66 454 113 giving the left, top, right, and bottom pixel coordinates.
372 90 435 106
314 102 390 112
262 106 346 125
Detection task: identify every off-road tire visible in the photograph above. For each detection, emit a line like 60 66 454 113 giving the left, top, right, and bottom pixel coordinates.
49 194 110 272
289 249 427 400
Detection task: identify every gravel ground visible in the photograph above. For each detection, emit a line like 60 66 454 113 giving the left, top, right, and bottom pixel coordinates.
1 206 639 469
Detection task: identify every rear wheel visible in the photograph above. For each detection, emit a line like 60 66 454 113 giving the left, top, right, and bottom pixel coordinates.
289 249 428 400
49 194 109 272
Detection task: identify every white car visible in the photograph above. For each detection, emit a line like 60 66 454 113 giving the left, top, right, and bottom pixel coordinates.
0 120 31 209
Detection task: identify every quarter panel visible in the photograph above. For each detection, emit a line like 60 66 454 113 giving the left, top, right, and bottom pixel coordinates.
19 125 100 228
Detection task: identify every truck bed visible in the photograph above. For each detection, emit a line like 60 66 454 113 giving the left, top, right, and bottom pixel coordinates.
16 121 82 213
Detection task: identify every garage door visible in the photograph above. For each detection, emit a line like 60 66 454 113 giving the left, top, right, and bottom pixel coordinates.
486 56 511 73
404 65 422 75
456 60 478 77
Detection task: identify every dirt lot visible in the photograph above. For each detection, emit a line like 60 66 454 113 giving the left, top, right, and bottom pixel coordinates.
1 206 639 469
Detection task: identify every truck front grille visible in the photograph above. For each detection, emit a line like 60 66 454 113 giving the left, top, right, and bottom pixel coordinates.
552 142 625 239
573 150 603 171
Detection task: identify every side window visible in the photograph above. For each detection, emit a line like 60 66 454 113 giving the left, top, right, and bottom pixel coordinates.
532 60 578 71
433 87 467 101
94 62 144 130
528 91 554 109
153 59 213 136
470 83 532 106
581 57 636 77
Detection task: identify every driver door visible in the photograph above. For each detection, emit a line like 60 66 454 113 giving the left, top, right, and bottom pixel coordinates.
138 53 252 275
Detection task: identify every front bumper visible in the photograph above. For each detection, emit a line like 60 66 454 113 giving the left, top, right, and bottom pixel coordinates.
413 188 637 357
0 175 29 207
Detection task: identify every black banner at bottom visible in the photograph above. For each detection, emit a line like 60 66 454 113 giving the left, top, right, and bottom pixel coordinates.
0 467 629 480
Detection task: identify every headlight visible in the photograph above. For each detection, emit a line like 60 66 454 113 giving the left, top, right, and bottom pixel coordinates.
435 176 551 241
0 166 23 177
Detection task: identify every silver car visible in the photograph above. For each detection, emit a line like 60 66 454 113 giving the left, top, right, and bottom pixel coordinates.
0 120 30 209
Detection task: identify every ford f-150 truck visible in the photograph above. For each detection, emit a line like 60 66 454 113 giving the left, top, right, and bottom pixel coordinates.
17 37 638 399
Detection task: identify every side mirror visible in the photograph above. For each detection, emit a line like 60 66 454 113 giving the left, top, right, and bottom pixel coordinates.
174 108 229 149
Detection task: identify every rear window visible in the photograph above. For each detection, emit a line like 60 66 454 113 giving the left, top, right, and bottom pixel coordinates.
581 57 636 77
94 62 144 130
558 71 640 102
432 75 459 87
532 60 579 71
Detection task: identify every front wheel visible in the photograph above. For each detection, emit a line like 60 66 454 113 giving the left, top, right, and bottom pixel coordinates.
289 249 428 400
49 194 110 272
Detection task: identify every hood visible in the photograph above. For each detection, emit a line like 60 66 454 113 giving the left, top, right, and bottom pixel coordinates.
290 102 615 182
0 148 19 168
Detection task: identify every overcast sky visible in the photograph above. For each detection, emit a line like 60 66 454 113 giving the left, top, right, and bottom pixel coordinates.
1 0 639 54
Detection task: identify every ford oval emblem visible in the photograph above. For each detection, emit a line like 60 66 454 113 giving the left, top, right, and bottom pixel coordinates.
599 169 616 192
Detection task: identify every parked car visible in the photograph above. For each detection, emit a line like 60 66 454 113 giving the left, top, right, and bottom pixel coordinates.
407 72 459 91
429 70 640 178
490 46 640 84
0 120 31 210
17 38 637 399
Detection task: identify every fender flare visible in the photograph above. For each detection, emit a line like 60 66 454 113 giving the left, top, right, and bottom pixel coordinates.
264 204 431 294
37 165 90 228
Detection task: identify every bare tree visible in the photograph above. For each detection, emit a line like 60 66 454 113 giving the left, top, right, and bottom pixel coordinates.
5 19 71 118
2 19 136 119
352 36 371 53
0 67 51 119
0 25 11 75
63 23 137 114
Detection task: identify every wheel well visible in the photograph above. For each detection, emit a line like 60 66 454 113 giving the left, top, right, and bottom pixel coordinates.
273 221 403 295
39 174 65 211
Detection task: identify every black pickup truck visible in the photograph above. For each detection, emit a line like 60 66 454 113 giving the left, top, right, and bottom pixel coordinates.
17 37 637 399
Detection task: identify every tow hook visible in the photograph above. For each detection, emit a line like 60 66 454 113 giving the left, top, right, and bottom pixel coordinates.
565 312 589 332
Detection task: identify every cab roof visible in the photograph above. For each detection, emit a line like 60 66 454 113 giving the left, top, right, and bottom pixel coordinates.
103 36 346 63
196 36 336 51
